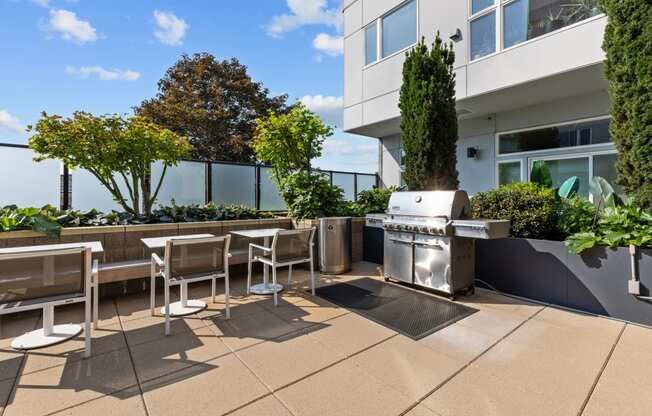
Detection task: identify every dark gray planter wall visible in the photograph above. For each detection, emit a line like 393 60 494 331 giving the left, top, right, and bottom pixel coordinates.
477 238 652 326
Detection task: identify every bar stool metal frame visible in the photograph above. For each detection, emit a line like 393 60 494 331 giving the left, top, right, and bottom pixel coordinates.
0 246 97 358
150 235 232 335
247 227 317 307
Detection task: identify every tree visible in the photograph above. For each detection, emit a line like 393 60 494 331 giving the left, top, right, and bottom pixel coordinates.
600 0 652 211
28 112 192 216
252 103 341 219
136 53 288 163
399 33 459 191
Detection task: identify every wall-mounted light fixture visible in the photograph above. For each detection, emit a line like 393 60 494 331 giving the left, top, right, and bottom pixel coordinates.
450 28 462 42
467 147 479 160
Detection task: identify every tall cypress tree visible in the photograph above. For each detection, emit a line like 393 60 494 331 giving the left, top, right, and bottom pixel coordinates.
600 0 652 210
399 33 459 191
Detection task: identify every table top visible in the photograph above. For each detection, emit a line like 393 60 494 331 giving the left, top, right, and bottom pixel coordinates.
140 234 215 249
0 241 104 255
230 228 284 239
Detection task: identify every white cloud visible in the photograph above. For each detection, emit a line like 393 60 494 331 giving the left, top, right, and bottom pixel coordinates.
265 0 342 38
322 138 377 157
312 32 343 56
0 110 26 134
32 0 51 8
65 66 141 81
300 95 343 126
46 9 97 43
153 10 189 46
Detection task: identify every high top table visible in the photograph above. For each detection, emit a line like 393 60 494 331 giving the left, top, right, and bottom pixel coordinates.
141 234 214 317
231 228 284 295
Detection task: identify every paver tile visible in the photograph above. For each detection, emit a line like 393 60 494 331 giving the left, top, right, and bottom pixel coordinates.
0 311 40 348
207 309 300 351
141 353 269 416
583 324 652 416
50 385 147 416
236 329 344 390
0 350 24 382
307 313 395 357
228 395 293 416
419 320 501 363
276 359 413 416
120 312 208 347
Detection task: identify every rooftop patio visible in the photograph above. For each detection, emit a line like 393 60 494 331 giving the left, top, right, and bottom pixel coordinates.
1 261 650 416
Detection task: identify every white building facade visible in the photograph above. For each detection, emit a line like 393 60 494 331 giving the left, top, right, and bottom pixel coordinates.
343 0 617 197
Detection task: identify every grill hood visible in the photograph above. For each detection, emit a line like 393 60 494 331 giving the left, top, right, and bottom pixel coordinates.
387 191 471 220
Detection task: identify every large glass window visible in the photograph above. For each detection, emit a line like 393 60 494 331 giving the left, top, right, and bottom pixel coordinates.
365 24 377 65
498 161 522 186
470 12 496 60
472 0 495 14
593 153 622 197
499 119 611 155
382 0 417 58
530 157 590 198
503 0 601 49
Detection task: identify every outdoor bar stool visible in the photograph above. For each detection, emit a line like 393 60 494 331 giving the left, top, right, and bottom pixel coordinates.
247 227 316 306
0 247 97 357
150 235 231 335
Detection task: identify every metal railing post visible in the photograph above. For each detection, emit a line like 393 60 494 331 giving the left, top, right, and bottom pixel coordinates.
205 162 213 205
354 173 358 201
255 166 261 210
60 164 71 211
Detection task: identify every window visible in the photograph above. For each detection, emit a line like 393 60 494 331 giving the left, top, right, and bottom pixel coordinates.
530 157 590 197
364 0 417 65
498 161 522 186
470 11 496 60
593 153 623 197
470 0 602 61
382 0 417 58
365 24 378 65
498 119 611 155
503 0 602 49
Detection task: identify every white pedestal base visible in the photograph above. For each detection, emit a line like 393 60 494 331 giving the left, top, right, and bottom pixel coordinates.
11 324 82 350
160 299 206 317
250 283 284 295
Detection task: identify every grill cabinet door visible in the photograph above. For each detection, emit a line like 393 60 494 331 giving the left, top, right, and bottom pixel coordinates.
383 231 413 284
413 235 452 294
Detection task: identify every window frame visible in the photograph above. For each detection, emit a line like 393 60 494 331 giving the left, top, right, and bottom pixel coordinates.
468 0 606 63
363 0 419 69
494 116 613 158
495 159 523 187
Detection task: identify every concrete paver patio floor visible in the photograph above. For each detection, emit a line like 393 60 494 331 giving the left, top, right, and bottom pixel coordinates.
1 261 651 416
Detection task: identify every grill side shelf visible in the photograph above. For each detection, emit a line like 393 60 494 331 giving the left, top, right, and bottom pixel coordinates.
451 220 511 239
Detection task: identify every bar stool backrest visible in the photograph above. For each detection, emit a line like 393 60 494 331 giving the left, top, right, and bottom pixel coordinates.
272 228 315 262
166 236 231 279
0 247 89 305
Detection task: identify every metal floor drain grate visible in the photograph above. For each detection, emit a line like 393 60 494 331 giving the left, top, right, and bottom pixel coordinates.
314 278 477 340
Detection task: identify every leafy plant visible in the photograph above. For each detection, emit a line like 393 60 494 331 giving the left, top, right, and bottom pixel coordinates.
279 171 347 220
353 187 396 214
530 161 553 189
0 205 61 237
29 112 193 216
556 196 597 237
589 175 622 210
566 202 652 253
600 0 652 211
471 182 558 239
400 33 459 191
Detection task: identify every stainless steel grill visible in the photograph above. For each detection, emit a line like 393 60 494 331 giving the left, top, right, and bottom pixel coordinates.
382 191 510 299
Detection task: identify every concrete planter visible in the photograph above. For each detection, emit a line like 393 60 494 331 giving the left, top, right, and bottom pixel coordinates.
476 238 652 326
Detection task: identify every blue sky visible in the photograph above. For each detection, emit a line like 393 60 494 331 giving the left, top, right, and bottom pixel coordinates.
0 0 378 173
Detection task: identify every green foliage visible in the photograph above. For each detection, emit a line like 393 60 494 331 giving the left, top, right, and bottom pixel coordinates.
353 186 397 214
589 175 623 210
556 196 597 237
253 103 332 180
0 205 61 237
399 33 459 191
600 0 652 211
0 203 274 236
566 202 652 253
558 176 580 199
28 112 192 216
471 182 558 239
279 171 347 220
253 103 344 219
136 53 288 163
530 161 553 189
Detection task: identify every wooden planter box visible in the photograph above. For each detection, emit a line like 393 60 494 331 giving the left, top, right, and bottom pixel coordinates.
476 238 652 326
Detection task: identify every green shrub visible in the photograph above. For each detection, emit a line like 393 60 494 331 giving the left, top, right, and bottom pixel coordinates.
354 186 396 214
556 196 597 237
566 203 652 253
280 171 347 220
470 183 558 239
0 205 61 237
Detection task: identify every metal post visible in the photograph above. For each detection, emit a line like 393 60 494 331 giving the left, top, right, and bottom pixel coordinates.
354 173 358 201
255 166 261 210
60 165 71 211
205 162 213 204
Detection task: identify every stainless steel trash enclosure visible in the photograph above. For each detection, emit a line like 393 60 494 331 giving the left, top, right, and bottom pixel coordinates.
319 217 352 274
